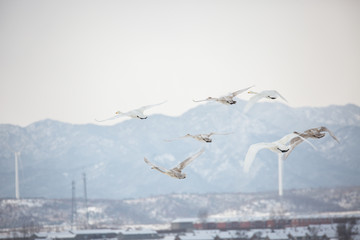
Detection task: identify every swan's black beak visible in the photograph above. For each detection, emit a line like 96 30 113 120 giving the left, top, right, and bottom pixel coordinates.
277 147 289 153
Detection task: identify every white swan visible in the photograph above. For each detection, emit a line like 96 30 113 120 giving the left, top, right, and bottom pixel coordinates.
144 148 205 179
95 101 166 122
244 90 287 113
283 126 339 159
193 86 254 105
164 132 233 143
243 132 315 173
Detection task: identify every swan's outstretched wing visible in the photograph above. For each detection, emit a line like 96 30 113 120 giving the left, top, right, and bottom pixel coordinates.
277 133 301 145
231 85 255 97
208 132 234 137
163 138 180 142
176 148 205 171
319 126 340 143
137 101 167 113
192 98 213 103
244 93 266 113
144 157 169 174
270 90 288 103
244 90 287 113
164 134 192 142
286 128 323 152
283 132 317 149
282 138 303 160
95 114 124 122
243 142 273 173
282 133 317 160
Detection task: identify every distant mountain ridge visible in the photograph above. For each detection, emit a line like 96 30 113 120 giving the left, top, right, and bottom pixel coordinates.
0 101 359 199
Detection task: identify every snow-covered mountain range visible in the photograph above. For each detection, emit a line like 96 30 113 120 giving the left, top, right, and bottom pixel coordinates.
0 101 359 199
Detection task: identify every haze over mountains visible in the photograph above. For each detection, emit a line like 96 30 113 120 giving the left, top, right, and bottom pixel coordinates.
0 100 359 199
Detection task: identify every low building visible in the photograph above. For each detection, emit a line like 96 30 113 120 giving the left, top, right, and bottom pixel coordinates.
171 219 197 232
176 230 219 240
45 232 76 240
70 229 118 240
117 229 161 240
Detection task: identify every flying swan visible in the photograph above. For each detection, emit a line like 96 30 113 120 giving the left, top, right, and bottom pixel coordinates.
95 101 166 122
283 126 340 160
243 132 316 173
193 86 254 105
164 132 233 143
144 148 205 179
244 90 287 113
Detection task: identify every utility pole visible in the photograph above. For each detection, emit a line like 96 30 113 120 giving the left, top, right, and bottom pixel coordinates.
71 181 77 230
83 172 89 228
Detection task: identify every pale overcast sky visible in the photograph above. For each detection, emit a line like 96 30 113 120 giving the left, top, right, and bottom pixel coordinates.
1 0 359 127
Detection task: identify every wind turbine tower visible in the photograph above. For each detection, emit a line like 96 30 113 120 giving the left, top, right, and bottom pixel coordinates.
15 152 20 199
278 154 283 197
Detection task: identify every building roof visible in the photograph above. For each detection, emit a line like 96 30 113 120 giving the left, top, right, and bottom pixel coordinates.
118 229 158 235
70 229 120 235
45 232 76 239
32 233 49 238
172 218 198 223
32 232 76 239
178 232 215 240
265 231 289 240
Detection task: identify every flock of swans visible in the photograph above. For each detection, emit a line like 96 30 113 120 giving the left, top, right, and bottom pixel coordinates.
96 86 340 195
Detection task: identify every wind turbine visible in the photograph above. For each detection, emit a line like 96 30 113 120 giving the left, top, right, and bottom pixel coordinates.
14 151 21 199
1 140 25 199
243 132 316 196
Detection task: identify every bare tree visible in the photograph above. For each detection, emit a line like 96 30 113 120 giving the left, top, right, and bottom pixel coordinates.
337 218 357 240
198 208 208 223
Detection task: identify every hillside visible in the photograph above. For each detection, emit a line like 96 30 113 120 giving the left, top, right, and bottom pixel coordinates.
1 187 360 229
0 101 359 199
